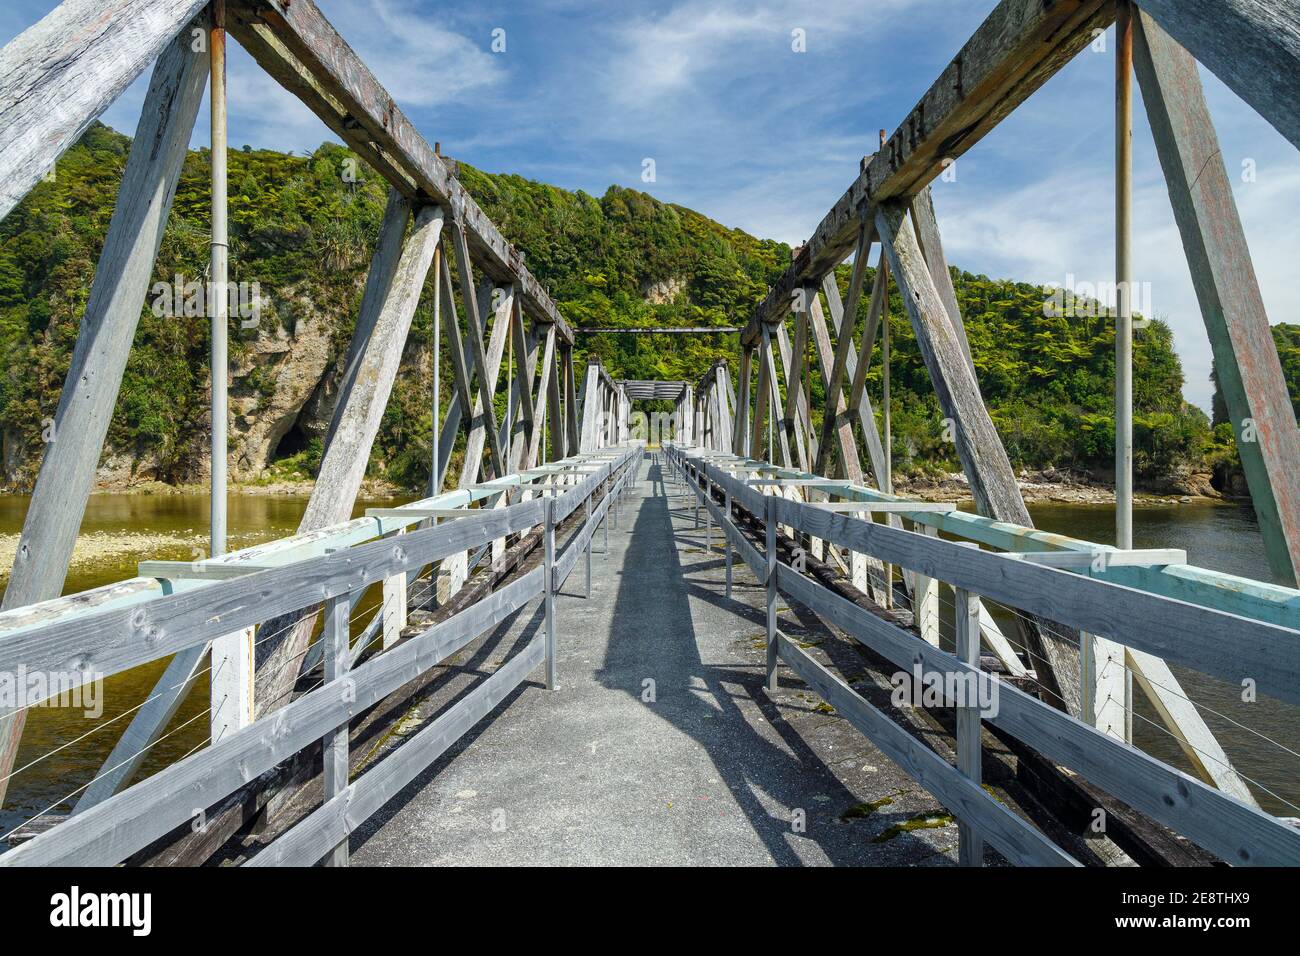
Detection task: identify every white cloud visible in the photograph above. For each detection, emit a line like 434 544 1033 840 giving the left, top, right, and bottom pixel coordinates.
936 153 1300 414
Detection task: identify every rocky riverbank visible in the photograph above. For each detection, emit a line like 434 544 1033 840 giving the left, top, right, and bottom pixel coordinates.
894 465 1227 506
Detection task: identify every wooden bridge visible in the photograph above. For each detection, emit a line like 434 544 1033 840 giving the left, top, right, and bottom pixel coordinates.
0 0 1298 867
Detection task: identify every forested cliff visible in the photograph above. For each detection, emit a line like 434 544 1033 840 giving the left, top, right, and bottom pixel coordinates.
3 124 1293 494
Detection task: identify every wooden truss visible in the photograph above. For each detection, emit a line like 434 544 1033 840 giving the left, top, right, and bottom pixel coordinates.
693 0 1300 806
0 0 588 807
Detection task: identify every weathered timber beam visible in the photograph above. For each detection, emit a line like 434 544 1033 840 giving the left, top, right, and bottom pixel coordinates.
1134 9 1300 586
563 347 580 455
526 325 556 468
739 0 1110 345
734 347 753 457
814 225 876 478
579 326 741 334
0 0 209 221
256 205 443 716
910 186 973 371
875 199 1082 717
809 282 871 484
1136 0 1300 153
449 222 508 480
0 23 209 809
224 0 572 343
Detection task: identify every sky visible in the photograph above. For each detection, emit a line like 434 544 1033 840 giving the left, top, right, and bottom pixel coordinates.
3 0 1297 412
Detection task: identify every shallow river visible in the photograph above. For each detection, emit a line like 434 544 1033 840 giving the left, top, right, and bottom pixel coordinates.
0 491 1296 837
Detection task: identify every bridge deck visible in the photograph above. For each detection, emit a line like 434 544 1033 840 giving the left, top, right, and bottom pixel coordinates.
349 457 962 866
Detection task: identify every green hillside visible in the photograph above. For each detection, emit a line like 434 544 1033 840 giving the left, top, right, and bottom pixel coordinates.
0 123 1266 493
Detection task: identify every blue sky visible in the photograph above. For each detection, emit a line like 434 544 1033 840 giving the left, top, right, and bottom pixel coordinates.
4 0 1298 411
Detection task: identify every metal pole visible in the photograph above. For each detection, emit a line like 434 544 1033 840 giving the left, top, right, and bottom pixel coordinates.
544 498 557 690
1116 0 1136 744
704 475 712 552
765 495 779 692
1116 0 1134 552
724 488 733 599
584 495 592 598
209 0 228 559
432 245 441 491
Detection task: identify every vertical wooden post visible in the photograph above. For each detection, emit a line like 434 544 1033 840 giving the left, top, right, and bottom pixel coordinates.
1133 8 1300 585
876 199 1082 716
703 474 712 552
323 590 352 866
912 525 941 646
954 580 984 867
381 529 408 650
724 487 733 599
1081 632 1129 742
584 496 593 598
765 495 779 692
544 498 558 691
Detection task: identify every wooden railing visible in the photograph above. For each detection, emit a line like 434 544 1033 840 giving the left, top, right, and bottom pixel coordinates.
0 444 643 866
665 444 1300 867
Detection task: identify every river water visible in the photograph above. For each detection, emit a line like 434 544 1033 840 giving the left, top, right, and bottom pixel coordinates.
0 492 1296 840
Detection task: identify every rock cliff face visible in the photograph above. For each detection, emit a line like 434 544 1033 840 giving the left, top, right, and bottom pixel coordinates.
83 285 346 489
229 288 338 479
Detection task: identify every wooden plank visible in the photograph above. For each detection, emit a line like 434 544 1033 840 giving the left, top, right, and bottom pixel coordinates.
0 498 546 689
814 224 874 476
321 592 351 865
1 568 544 867
529 324 558 468
767 492 1300 707
0 26 210 806
953 582 984 865
381 531 408 651
225 0 573 342
0 0 209 220
844 252 889 427
912 526 941 646
773 565 1300 865
1136 0 1300 153
248 635 546 867
458 283 513 487
563 347 580 455
1134 9 1300 586
776 634 1076 866
761 328 793 468
507 306 540 471
1126 648 1256 805
449 222 508 479
711 455 1300 631
874 199 1082 716
330 191 412 424
910 186 973 370
578 363 604 453
809 286 875 485
775 319 813 471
